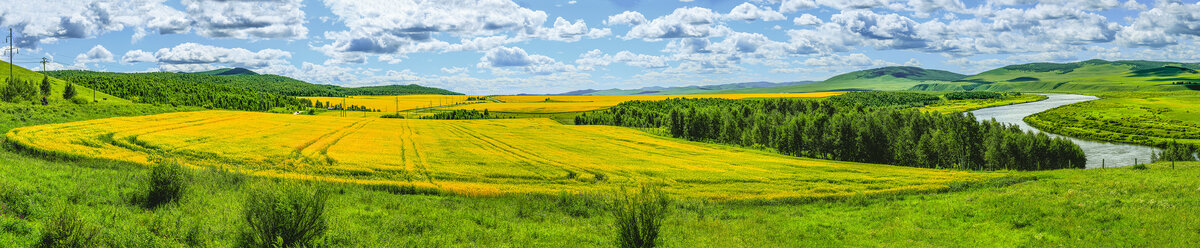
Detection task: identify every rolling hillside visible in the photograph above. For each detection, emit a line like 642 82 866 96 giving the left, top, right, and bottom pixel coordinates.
718 66 968 93
0 61 125 103
187 68 462 96
916 60 1200 92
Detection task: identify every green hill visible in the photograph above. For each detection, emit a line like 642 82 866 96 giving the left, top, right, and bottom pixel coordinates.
717 66 968 93
44 70 310 111
924 60 1200 92
0 61 125 103
183 68 462 96
195 67 259 76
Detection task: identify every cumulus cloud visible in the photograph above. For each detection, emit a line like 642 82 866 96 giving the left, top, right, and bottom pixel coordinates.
75 45 115 63
477 46 583 75
121 49 156 64
150 43 292 72
1117 1 1200 48
625 7 728 40
793 14 823 26
538 17 611 42
724 3 785 22
182 0 308 39
0 0 189 48
441 66 468 74
606 11 647 26
576 49 669 69
830 10 927 50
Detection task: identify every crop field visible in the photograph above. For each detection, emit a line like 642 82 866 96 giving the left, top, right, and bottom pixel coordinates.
5 110 1003 200
1026 92 1200 147
445 93 840 113
300 95 483 113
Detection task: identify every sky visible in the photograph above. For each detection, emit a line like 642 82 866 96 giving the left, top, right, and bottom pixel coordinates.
1 0 1199 95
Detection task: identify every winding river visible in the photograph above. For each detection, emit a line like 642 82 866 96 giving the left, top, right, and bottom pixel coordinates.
969 93 1159 168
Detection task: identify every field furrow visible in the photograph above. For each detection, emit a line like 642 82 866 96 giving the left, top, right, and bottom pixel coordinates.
6 110 1009 200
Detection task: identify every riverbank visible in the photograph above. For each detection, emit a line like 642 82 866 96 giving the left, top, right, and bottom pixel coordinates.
970 93 1159 168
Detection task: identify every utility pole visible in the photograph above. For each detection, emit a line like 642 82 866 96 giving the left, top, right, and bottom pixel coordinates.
394 96 398 116
5 28 15 82
40 57 48 72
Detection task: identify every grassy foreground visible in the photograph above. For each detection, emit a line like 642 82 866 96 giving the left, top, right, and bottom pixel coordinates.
0 101 1197 246
2 146 1197 246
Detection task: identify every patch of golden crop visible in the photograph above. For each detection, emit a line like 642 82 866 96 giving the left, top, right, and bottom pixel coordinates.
6 109 1004 200
447 93 841 113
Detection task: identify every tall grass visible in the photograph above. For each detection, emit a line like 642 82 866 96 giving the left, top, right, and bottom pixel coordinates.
240 183 330 248
144 161 189 209
612 186 670 248
36 206 97 248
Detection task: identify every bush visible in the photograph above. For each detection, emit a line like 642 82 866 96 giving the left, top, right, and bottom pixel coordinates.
1131 164 1148 170
37 207 98 248
240 183 329 248
612 186 669 248
145 161 189 209
68 97 88 105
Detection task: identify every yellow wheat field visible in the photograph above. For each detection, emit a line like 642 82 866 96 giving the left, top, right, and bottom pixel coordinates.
6 110 1004 200
446 93 841 113
301 95 482 112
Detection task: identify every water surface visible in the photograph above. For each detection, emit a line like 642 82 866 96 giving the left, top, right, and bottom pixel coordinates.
969 93 1158 168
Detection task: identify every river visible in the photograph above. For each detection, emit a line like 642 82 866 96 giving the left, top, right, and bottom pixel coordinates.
968 93 1159 168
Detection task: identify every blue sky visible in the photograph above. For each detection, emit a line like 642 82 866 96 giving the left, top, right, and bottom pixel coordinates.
2 0 1199 94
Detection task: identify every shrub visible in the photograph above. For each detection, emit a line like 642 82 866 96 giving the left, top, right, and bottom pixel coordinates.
1131 164 1148 170
612 186 669 248
36 207 98 248
145 161 189 209
240 183 329 248
63 83 77 101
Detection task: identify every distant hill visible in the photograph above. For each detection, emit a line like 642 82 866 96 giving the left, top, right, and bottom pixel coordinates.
195 67 259 76
45 70 310 111
181 68 461 96
917 59 1200 92
717 66 968 93
552 81 816 95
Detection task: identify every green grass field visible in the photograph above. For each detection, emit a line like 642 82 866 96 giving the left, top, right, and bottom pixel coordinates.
0 100 1197 246
1026 92 1200 147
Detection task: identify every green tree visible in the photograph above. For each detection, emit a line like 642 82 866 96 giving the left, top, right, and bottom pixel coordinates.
40 75 52 97
63 83 77 100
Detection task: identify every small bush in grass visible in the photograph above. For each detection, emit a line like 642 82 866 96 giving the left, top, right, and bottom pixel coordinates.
37 206 98 248
612 185 670 248
145 161 188 209
240 183 329 248
1131 164 1148 170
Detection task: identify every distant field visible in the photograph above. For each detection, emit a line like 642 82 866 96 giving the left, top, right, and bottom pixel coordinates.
6 110 1003 200
1026 92 1200 147
301 95 483 112
447 93 840 113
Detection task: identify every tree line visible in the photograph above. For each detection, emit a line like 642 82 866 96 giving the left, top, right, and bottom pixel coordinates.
575 92 1087 171
419 109 497 120
46 70 311 111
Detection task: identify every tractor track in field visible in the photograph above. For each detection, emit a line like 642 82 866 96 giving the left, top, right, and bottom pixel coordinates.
443 123 595 180
399 120 439 187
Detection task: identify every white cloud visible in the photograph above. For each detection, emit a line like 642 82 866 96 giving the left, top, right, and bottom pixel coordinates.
724 3 785 22
121 49 156 64
182 0 308 39
151 43 292 72
477 46 583 75
75 45 115 63
1117 1 1200 48
0 0 189 48
606 11 647 26
779 0 818 13
576 49 669 68
625 7 728 40
441 66 468 74
538 17 610 42
793 14 823 26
